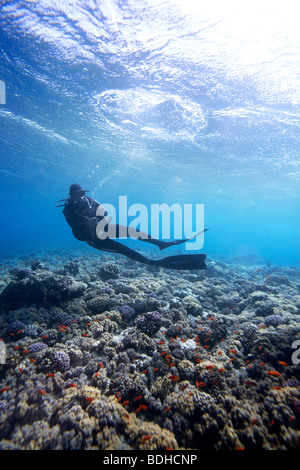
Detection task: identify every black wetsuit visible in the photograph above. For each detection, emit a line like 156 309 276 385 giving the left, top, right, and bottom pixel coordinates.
62 195 207 270
63 195 102 242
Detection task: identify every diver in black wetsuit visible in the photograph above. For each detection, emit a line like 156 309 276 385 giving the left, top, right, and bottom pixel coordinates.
56 184 207 270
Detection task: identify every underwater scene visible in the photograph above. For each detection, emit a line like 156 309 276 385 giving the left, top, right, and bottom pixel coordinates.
0 0 299 452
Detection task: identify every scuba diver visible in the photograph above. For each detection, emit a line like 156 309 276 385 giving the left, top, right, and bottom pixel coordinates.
56 184 207 270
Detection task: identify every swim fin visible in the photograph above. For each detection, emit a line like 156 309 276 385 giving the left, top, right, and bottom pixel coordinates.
155 228 210 251
151 253 207 270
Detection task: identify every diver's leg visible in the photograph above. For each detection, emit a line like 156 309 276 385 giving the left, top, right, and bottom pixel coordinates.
87 238 207 270
100 223 163 249
98 223 149 240
107 224 153 241
98 223 209 251
104 224 182 250
88 237 155 265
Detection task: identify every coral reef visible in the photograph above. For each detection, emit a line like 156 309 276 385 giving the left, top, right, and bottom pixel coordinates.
0 269 86 312
136 311 161 335
0 250 299 450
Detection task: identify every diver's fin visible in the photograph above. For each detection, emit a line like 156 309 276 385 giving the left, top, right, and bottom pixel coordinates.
156 239 189 250
157 228 210 251
152 253 207 270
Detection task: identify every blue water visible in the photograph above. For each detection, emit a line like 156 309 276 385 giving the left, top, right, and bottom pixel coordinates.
0 0 299 266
